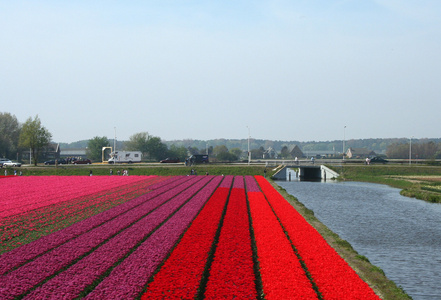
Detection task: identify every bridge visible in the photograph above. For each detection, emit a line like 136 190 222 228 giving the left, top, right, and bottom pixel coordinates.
271 163 340 181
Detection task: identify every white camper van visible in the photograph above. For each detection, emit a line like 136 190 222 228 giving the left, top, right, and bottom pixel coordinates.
108 151 142 164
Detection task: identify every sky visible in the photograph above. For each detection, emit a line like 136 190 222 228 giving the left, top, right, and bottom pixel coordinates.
1 0 440 143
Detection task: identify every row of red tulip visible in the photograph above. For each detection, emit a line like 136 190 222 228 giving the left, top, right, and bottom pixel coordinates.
247 189 318 298
204 176 257 299
255 176 380 299
141 176 234 299
143 176 261 299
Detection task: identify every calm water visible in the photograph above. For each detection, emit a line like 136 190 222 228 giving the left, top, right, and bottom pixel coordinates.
277 180 441 300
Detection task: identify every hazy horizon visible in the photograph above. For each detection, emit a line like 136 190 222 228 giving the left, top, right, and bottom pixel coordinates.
58 135 435 145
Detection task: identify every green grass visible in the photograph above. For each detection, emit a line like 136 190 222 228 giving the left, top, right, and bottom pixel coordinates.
330 164 441 203
12 164 271 177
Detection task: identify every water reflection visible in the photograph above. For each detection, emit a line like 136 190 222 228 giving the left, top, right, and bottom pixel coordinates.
277 180 441 300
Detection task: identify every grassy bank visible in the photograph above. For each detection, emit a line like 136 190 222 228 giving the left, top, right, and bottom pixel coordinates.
333 164 441 203
5 163 271 177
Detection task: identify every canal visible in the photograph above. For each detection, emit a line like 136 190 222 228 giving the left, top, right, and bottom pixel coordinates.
277 180 441 300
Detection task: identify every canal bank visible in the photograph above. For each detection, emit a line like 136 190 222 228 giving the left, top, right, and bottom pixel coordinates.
333 164 441 203
272 180 411 300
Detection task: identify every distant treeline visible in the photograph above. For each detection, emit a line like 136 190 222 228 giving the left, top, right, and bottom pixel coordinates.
386 141 441 159
60 137 441 159
164 138 441 156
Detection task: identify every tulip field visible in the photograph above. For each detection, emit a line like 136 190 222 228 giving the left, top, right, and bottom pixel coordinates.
0 175 380 299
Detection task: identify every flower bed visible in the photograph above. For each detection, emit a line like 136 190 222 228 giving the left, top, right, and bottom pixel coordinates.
0 175 380 299
247 189 318 298
0 176 183 275
204 176 257 299
1 176 207 299
141 182 231 298
26 176 219 299
0 176 168 252
84 176 222 299
0 176 150 218
255 176 380 299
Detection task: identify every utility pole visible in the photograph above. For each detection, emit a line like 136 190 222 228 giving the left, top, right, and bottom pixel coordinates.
343 125 346 160
114 127 117 155
247 126 251 165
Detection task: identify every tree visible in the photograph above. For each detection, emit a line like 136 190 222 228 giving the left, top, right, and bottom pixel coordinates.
125 132 168 161
251 146 265 159
87 136 110 162
217 151 238 162
167 145 189 161
212 145 229 157
19 115 52 166
386 143 406 158
230 147 243 159
147 136 168 161
125 132 150 154
0 112 21 159
386 142 441 159
187 146 199 156
416 141 438 159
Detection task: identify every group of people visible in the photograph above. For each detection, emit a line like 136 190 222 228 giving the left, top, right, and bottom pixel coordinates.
189 169 211 176
185 158 196 166
109 169 129 176
4 169 22 176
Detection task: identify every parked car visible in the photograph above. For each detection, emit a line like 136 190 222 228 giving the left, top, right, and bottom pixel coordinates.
369 157 388 164
72 159 92 165
188 155 209 164
160 158 180 163
2 160 22 167
0 158 9 167
44 159 67 165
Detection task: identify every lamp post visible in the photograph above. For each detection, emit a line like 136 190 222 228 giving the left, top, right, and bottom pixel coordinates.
114 127 117 155
247 126 251 165
409 136 413 165
343 125 346 160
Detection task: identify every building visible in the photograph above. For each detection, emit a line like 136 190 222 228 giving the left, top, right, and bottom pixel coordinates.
286 145 304 158
263 147 278 159
346 147 376 159
60 148 88 159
